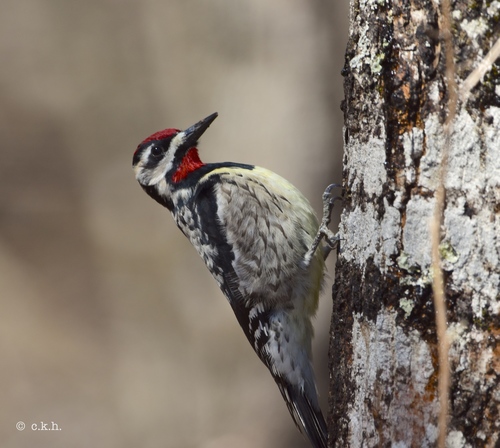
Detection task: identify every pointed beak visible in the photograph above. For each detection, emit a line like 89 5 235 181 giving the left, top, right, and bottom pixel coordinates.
181 112 218 147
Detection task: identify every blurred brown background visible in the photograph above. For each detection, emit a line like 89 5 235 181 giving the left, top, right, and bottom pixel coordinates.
0 1 348 447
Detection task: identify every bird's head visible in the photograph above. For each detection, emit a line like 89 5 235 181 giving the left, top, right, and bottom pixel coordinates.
133 112 218 187
132 112 218 207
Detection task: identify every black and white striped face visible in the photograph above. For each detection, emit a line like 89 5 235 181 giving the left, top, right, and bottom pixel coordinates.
133 128 183 187
132 112 218 207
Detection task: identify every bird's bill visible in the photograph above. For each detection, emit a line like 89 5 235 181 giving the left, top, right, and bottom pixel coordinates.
181 112 218 148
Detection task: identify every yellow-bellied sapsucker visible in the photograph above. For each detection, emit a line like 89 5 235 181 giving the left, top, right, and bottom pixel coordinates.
132 113 339 448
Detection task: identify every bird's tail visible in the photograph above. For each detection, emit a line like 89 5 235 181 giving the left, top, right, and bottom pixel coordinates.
277 380 328 448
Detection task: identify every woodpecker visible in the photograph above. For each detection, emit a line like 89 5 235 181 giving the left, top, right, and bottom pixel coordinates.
132 113 339 448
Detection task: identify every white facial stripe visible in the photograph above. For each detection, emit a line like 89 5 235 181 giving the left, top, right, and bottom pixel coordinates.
170 131 187 153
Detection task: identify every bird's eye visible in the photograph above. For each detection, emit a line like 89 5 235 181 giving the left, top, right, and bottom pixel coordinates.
151 145 163 158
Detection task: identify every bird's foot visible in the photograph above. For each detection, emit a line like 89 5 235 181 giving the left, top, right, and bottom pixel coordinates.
302 184 342 268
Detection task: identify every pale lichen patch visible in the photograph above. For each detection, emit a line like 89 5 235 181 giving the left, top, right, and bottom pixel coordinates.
381 199 400 261
460 18 488 46
402 196 434 269
419 111 483 196
399 297 414 318
446 430 469 448
340 203 380 265
402 127 424 184
340 198 400 271
349 311 437 447
487 1 500 15
345 134 387 197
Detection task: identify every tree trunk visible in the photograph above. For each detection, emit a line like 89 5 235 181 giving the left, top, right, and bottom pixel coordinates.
328 1 500 447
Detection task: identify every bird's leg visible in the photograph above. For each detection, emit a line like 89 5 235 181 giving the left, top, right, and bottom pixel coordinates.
302 184 342 268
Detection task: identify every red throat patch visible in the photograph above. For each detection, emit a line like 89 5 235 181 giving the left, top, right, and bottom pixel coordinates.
172 148 205 183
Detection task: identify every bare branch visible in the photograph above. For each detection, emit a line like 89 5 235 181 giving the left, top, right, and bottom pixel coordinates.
461 37 500 101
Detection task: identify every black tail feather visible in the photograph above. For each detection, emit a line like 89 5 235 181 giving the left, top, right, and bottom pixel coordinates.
279 382 328 448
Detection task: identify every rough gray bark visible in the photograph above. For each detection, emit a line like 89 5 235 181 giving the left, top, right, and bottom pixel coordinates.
328 1 499 447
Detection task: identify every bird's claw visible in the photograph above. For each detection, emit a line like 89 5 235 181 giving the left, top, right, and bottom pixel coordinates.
303 184 343 267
